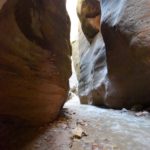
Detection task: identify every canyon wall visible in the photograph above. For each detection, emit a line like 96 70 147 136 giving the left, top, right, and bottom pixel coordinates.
77 0 150 109
77 0 107 106
0 0 71 125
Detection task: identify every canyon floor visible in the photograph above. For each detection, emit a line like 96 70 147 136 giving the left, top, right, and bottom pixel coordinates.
0 94 150 150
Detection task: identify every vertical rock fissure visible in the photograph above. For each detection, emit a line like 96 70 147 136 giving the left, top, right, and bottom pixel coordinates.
74 0 150 109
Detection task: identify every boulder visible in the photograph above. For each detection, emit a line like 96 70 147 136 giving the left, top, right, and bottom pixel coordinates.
0 0 71 125
77 0 100 42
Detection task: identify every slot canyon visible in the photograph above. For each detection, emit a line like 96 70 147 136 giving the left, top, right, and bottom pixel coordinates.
0 0 150 149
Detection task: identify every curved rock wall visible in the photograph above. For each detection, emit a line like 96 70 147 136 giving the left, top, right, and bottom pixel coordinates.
0 0 71 125
77 0 150 109
101 0 150 108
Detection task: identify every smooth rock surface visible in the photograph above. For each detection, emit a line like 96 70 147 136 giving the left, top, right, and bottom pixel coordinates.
76 0 108 106
79 32 107 106
101 0 150 108
77 0 100 42
0 0 71 125
77 0 150 109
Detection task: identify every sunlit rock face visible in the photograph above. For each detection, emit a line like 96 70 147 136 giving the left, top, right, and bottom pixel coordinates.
0 0 71 125
101 0 150 108
77 0 100 42
79 32 107 105
77 0 150 109
76 0 107 105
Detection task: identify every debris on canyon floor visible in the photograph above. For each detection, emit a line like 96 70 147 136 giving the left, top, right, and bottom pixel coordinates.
1 95 150 150
135 111 149 117
72 126 88 139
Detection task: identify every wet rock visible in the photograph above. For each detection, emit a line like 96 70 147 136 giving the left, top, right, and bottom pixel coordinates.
0 0 71 125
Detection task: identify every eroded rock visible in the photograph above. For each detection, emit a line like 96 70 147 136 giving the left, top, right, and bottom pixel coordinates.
76 0 107 106
0 0 71 125
79 32 107 106
101 0 150 108
77 0 100 42
77 0 150 109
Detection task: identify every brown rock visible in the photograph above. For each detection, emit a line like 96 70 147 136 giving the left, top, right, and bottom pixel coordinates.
101 0 150 108
76 0 107 106
77 0 100 42
77 0 150 109
0 0 71 125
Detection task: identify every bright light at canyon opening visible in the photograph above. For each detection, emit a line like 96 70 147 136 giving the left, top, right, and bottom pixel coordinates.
66 0 79 42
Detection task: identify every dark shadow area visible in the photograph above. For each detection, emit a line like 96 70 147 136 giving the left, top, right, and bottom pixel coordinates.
0 117 39 150
0 109 71 150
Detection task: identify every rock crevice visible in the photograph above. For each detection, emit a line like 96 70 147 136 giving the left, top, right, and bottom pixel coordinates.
76 0 150 109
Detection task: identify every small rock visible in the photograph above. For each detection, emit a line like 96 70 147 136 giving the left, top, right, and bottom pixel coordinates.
103 138 110 143
135 111 149 117
72 126 87 139
62 124 68 129
121 108 128 113
77 120 88 126
92 143 101 150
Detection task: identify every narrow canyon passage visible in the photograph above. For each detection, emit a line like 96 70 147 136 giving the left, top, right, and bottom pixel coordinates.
0 0 150 150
